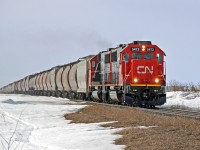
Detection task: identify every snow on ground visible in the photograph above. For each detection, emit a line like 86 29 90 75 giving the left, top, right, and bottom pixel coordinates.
162 91 200 110
0 94 125 150
134 126 158 129
2 91 199 150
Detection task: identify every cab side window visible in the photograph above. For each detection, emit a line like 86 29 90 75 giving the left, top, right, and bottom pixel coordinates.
157 53 162 63
123 53 129 62
92 61 96 68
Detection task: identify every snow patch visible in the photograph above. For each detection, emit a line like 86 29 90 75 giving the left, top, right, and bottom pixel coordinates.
2 99 26 104
162 92 200 110
134 126 158 129
0 94 125 150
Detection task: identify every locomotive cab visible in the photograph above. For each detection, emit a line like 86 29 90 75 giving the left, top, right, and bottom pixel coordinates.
121 41 166 107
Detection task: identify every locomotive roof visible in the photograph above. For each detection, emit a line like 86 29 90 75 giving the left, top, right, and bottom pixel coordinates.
133 41 152 45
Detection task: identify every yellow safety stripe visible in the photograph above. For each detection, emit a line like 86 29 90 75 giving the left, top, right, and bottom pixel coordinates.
131 84 161 87
89 84 123 86
89 84 161 87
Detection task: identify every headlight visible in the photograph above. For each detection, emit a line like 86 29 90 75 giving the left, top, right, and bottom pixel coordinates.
134 78 138 83
155 78 159 83
142 45 146 51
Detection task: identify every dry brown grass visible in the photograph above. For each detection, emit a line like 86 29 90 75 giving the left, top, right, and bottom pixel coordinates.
65 104 200 150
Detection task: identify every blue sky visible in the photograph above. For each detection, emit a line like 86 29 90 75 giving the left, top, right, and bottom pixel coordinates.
0 0 200 87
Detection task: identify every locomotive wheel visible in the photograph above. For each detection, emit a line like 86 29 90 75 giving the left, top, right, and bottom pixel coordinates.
148 105 155 109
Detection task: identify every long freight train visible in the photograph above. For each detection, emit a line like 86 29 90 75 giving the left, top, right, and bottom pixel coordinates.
0 41 166 107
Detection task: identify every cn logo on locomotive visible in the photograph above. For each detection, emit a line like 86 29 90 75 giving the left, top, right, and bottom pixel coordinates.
137 66 153 75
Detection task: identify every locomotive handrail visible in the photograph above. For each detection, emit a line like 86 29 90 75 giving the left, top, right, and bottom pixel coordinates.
123 70 132 103
163 61 166 83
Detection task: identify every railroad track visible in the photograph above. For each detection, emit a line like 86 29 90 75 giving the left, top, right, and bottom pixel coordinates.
78 100 200 120
144 107 200 120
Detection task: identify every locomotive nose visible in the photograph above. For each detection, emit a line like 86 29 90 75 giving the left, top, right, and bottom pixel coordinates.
131 59 159 84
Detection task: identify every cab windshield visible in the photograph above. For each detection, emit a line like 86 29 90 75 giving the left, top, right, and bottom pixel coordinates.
132 53 154 60
144 53 154 59
132 53 142 59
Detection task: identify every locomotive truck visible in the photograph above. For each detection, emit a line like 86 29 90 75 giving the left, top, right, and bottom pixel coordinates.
0 41 166 107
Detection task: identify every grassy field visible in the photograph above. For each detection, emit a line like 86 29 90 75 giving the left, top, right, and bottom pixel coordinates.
65 104 200 150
